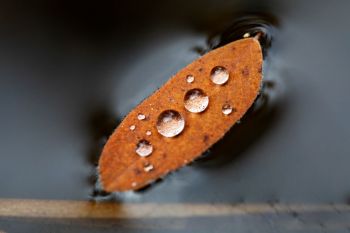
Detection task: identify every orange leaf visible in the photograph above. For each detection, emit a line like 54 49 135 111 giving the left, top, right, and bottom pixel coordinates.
99 38 263 192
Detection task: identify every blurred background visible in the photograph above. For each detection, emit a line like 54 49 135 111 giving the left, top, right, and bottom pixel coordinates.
0 0 350 206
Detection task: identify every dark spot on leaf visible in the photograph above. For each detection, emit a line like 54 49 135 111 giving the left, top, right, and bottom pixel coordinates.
134 168 141 175
242 66 249 77
203 135 210 144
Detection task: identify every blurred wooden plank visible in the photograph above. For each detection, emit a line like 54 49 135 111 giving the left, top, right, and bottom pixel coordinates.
0 198 350 219
1 199 350 233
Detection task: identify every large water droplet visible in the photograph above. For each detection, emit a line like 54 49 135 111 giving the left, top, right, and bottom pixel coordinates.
137 113 146 120
156 110 185 137
129 125 136 131
222 104 233 115
186 75 194 83
184 89 209 113
210 66 229 85
135 140 153 157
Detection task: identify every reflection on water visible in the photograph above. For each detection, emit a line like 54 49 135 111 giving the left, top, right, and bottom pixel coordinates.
193 12 278 57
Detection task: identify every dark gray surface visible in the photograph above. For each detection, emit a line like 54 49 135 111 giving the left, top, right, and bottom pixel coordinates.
0 0 350 204
2 211 350 233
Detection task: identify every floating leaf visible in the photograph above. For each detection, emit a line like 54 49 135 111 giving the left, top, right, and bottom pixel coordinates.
99 38 263 192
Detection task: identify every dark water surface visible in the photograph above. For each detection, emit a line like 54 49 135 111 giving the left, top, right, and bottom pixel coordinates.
0 0 350 204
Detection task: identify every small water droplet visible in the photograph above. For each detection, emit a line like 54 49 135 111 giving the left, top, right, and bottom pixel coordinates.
137 114 146 120
144 164 154 172
135 140 153 157
129 125 136 131
222 104 233 115
184 89 209 113
210 66 229 85
131 182 137 187
156 110 185 137
146 130 152 136
186 75 195 83
243 32 250 38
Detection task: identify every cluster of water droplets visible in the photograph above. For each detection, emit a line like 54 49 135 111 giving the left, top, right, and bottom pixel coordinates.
128 65 236 186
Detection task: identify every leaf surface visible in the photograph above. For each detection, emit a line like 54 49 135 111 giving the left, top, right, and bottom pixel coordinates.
99 38 263 192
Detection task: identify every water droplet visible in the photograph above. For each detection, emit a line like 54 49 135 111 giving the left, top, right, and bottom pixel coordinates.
186 75 194 83
184 89 209 113
243 32 250 38
135 140 153 157
146 130 152 136
144 164 154 172
156 110 185 137
131 182 137 187
129 125 136 131
210 66 229 85
222 104 233 115
137 114 146 120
